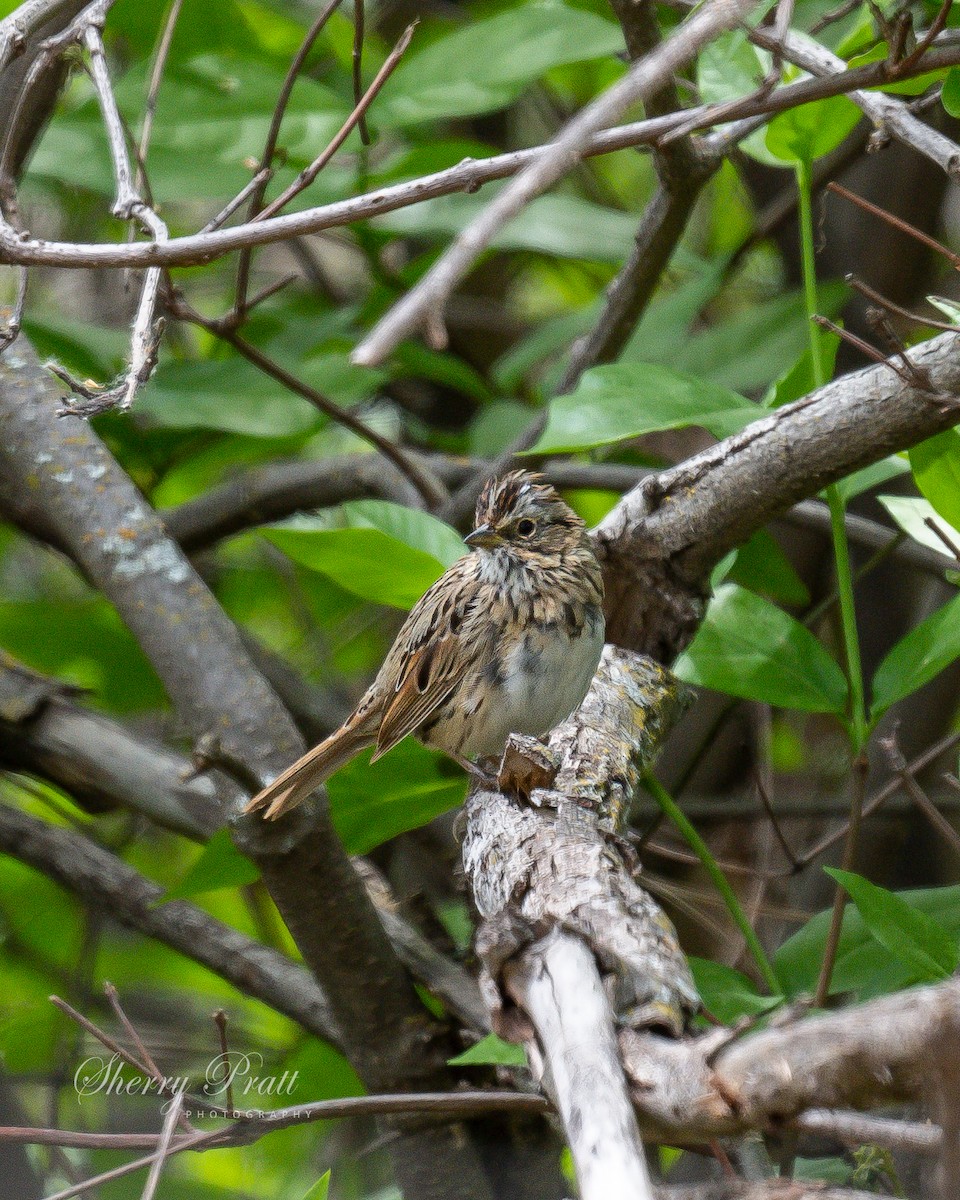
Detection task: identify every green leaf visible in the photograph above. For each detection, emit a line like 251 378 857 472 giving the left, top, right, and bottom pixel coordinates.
765 93 860 164
448 1033 527 1067
377 192 643 262
341 500 466 569
328 740 466 854
832 454 910 504
674 584 848 713
528 364 759 455
777 883 960 999
381 0 623 124
870 590 960 719
698 30 782 166
161 829 259 901
629 283 848 394
764 331 840 408
826 868 958 982
909 428 960 532
300 1170 331 1200
944 67 960 117
687 957 782 1023
264 523 449 609
878 493 960 559
928 293 960 323
848 42 946 94
728 529 810 606
139 361 322 436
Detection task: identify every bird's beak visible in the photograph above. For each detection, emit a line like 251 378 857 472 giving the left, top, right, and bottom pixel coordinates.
464 523 502 549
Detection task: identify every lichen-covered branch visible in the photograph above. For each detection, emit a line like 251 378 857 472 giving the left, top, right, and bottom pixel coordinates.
0 336 493 1200
463 649 696 1198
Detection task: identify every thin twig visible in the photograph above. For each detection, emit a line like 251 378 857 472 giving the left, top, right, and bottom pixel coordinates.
829 181 960 268
352 0 759 364
139 1089 184 1200
233 0 343 316
165 285 444 507
54 20 167 414
198 168 273 234
257 21 417 223
0 264 27 351
881 729 960 861
352 0 369 145
134 0 183 191
815 753 868 1006
7 41 960 271
848 274 960 333
212 1009 234 1115
43 1128 219 1200
49 993 158 1078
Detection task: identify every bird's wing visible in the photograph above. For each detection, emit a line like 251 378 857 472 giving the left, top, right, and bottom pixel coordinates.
372 562 475 760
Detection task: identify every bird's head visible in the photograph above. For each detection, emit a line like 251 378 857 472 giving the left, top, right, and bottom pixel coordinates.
464 470 588 558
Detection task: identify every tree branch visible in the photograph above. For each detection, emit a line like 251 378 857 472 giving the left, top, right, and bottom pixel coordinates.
351 0 760 365
595 329 960 657
0 335 493 1200
0 800 341 1043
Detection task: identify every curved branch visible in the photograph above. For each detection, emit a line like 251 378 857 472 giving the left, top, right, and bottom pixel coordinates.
595 330 960 656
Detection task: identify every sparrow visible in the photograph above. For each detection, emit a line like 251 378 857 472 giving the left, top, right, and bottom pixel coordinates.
245 470 605 819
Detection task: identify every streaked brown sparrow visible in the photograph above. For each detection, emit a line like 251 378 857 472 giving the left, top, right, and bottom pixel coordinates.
246 470 605 819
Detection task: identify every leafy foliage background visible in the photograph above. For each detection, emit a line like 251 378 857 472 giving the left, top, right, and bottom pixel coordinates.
3 0 960 1195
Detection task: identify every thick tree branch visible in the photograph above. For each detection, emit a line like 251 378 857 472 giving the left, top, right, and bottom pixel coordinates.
464 651 697 1197
0 336 493 1200
0 801 341 1043
595 330 960 657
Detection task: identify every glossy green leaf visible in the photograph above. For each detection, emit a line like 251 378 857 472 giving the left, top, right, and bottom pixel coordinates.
327 740 466 854
687 957 782 1023
909 428 960 531
300 1170 331 1200
528 364 758 455
381 0 623 124
341 500 466 568
264 523 447 609
878 493 960 559
942 66 960 116
448 1033 527 1067
728 529 810 606
827 868 958 981
765 93 860 164
775 883 960 999
162 829 260 901
870 590 960 719
674 584 849 713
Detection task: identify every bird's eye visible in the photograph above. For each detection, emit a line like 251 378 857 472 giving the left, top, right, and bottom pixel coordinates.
516 518 536 538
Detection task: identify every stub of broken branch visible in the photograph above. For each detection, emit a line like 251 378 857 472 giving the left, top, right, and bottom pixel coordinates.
462 646 698 1042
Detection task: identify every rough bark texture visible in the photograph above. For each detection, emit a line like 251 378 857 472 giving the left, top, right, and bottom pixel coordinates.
595 330 960 658
619 977 960 1145
0 337 494 1200
463 649 697 1197
464 649 697 1041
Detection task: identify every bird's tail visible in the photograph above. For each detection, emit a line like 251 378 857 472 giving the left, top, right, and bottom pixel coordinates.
244 716 375 821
